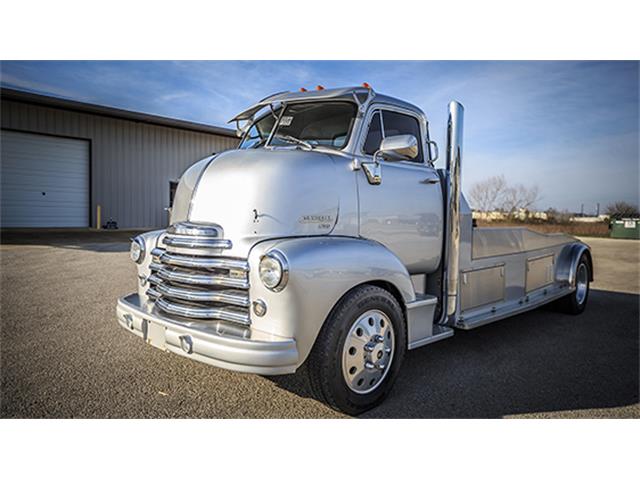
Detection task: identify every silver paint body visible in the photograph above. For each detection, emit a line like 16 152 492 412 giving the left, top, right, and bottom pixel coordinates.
452 197 591 329
116 86 591 375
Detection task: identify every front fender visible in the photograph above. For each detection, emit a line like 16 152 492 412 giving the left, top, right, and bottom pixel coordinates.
247 236 416 368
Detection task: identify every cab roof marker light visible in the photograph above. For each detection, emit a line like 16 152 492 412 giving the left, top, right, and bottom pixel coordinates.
299 87 308 92
315 85 325 91
362 82 372 89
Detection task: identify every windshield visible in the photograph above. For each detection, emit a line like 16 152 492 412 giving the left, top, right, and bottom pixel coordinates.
270 102 357 149
238 110 279 149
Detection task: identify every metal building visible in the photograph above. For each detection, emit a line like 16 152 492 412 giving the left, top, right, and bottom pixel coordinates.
1 88 238 229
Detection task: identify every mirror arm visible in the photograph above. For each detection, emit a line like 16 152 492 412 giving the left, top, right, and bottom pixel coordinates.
352 149 382 172
427 140 439 164
372 149 382 165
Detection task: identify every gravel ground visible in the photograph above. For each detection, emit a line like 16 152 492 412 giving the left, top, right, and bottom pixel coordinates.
1 231 638 418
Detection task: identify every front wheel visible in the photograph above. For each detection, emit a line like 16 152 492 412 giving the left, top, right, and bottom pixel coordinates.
306 285 407 415
554 253 591 314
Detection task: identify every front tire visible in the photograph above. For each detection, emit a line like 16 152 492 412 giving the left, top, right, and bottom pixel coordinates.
554 253 591 314
306 285 407 415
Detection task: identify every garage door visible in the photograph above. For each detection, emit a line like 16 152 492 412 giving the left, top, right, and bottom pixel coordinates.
1 130 90 227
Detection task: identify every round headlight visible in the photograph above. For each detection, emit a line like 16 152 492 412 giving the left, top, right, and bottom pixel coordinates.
259 250 289 291
130 236 145 264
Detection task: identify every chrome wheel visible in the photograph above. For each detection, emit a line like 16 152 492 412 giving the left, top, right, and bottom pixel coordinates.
575 263 588 305
341 309 395 394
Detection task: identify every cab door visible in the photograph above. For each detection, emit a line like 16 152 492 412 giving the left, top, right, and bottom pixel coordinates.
356 107 444 274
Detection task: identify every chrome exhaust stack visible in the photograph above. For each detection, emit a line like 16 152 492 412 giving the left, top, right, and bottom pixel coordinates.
445 101 464 320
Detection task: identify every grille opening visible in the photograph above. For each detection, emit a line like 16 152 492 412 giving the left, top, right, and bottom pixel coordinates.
147 223 250 326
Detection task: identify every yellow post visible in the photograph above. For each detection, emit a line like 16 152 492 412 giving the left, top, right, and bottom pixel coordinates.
96 204 101 230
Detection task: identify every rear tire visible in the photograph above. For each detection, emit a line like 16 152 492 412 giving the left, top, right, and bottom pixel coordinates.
554 253 590 315
306 284 406 415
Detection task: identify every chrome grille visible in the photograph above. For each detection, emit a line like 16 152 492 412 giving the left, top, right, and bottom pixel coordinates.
147 223 250 326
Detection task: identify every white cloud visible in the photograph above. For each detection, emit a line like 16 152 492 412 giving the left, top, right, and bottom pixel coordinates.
0 72 87 100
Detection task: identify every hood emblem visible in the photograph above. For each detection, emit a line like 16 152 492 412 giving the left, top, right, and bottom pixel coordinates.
299 214 334 224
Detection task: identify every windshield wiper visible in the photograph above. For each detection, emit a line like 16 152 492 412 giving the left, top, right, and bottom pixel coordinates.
274 134 314 151
251 137 268 149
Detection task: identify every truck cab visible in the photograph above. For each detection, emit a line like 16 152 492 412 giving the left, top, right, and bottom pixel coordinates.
117 85 592 414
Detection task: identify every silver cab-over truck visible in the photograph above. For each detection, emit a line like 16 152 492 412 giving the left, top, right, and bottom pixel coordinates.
117 85 593 414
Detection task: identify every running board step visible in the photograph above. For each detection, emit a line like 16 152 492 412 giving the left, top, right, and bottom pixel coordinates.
406 294 454 350
408 324 454 350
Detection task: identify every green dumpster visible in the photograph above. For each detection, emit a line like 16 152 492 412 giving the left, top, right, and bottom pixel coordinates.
610 218 640 239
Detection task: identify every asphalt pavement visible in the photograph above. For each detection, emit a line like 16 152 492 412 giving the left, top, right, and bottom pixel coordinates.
1 231 638 418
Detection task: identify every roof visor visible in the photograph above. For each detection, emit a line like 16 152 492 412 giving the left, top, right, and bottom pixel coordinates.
228 86 375 123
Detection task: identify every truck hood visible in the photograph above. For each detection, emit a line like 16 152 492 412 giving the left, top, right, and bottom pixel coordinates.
171 148 342 256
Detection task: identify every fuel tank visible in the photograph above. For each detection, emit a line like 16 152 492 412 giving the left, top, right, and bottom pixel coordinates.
170 148 358 257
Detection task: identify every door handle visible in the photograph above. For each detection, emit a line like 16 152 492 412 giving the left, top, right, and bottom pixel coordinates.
421 177 440 185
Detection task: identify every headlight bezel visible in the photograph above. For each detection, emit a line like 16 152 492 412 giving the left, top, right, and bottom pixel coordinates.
130 236 145 264
258 250 289 292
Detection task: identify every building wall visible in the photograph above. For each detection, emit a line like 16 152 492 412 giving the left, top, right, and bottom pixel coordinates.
1 99 238 228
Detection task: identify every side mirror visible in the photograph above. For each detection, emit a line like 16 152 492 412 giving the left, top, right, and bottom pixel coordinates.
376 134 419 161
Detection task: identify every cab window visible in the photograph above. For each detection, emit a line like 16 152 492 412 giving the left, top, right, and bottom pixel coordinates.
362 109 424 163
381 110 423 163
363 111 383 155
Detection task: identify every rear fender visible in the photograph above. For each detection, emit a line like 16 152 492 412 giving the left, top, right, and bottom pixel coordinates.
556 242 593 287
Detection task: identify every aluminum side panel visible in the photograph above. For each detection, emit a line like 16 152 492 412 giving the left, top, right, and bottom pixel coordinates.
526 254 555 293
460 264 505 311
472 227 576 259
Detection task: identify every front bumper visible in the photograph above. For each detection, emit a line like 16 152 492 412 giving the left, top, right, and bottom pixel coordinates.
116 293 299 375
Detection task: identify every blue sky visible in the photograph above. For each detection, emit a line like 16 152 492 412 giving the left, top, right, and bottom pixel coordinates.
1 60 638 212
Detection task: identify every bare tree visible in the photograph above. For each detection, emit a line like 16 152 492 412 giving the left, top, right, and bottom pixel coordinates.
606 201 640 220
469 175 540 216
501 183 540 216
546 208 573 224
469 175 508 212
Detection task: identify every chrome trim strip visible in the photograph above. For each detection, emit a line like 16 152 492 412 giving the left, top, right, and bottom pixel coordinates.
166 222 222 237
162 235 232 250
155 267 250 289
148 275 249 307
152 248 248 271
152 295 250 325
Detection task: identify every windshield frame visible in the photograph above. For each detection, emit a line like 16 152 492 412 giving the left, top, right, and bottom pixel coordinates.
239 100 358 152
238 106 281 150
267 101 358 151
